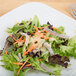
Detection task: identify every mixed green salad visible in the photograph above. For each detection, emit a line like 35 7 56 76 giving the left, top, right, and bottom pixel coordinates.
0 15 76 76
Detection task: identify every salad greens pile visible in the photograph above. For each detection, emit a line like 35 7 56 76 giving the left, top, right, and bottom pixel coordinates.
0 15 76 76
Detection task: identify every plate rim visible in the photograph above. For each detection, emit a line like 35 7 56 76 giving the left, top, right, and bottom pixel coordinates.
0 2 76 22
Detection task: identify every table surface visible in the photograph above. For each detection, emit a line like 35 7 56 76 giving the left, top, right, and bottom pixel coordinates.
0 0 76 19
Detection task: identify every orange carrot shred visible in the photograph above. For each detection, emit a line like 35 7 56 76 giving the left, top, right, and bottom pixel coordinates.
34 31 41 35
52 27 62 33
39 27 45 29
34 29 47 35
5 51 7 54
14 41 19 44
8 34 17 41
22 44 39 57
42 30 47 32
37 59 44 61
44 37 52 40
33 26 39 32
13 63 23 65
41 36 52 40
41 36 45 39
8 34 12 37
19 36 23 40
40 30 45 32
50 33 53 35
17 58 30 76
31 33 35 35
43 33 47 35
14 37 25 44
22 38 26 43
22 46 34 57
25 64 32 67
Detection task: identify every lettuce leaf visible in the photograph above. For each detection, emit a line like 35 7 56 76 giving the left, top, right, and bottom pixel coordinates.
32 15 40 27
46 64 63 75
53 26 64 34
52 36 76 58
7 24 25 33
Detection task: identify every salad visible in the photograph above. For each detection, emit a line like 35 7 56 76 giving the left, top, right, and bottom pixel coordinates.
0 15 76 76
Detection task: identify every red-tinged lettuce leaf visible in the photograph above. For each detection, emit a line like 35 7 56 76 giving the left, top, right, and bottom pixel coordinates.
48 54 70 68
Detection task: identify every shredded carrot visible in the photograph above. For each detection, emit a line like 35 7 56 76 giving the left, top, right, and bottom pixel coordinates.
39 27 45 29
25 64 32 67
39 26 48 29
40 30 46 32
37 59 44 61
29 35 31 38
14 37 25 44
17 58 30 76
19 36 23 40
33 26 39 32
34 31 41 35
22 46 34 57
41 36 52 40
8 34 17 41
44 37 52 40
8 34 13 37
41 36 45 39
14 63 32 66
41 30 53 35
14 42 17 44
43 33 47 35
22 44 39 57
13 36 23 44
13 63 23 65
23 50 26 53
5 51 7 54
31 33 35 35
52 27 62 33
21 38 26 43
32 27 49 35
50 33 53 35
40 30 48 35
34 29 47 35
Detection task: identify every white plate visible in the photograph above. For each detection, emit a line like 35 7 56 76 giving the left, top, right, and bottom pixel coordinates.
0 2 76 76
